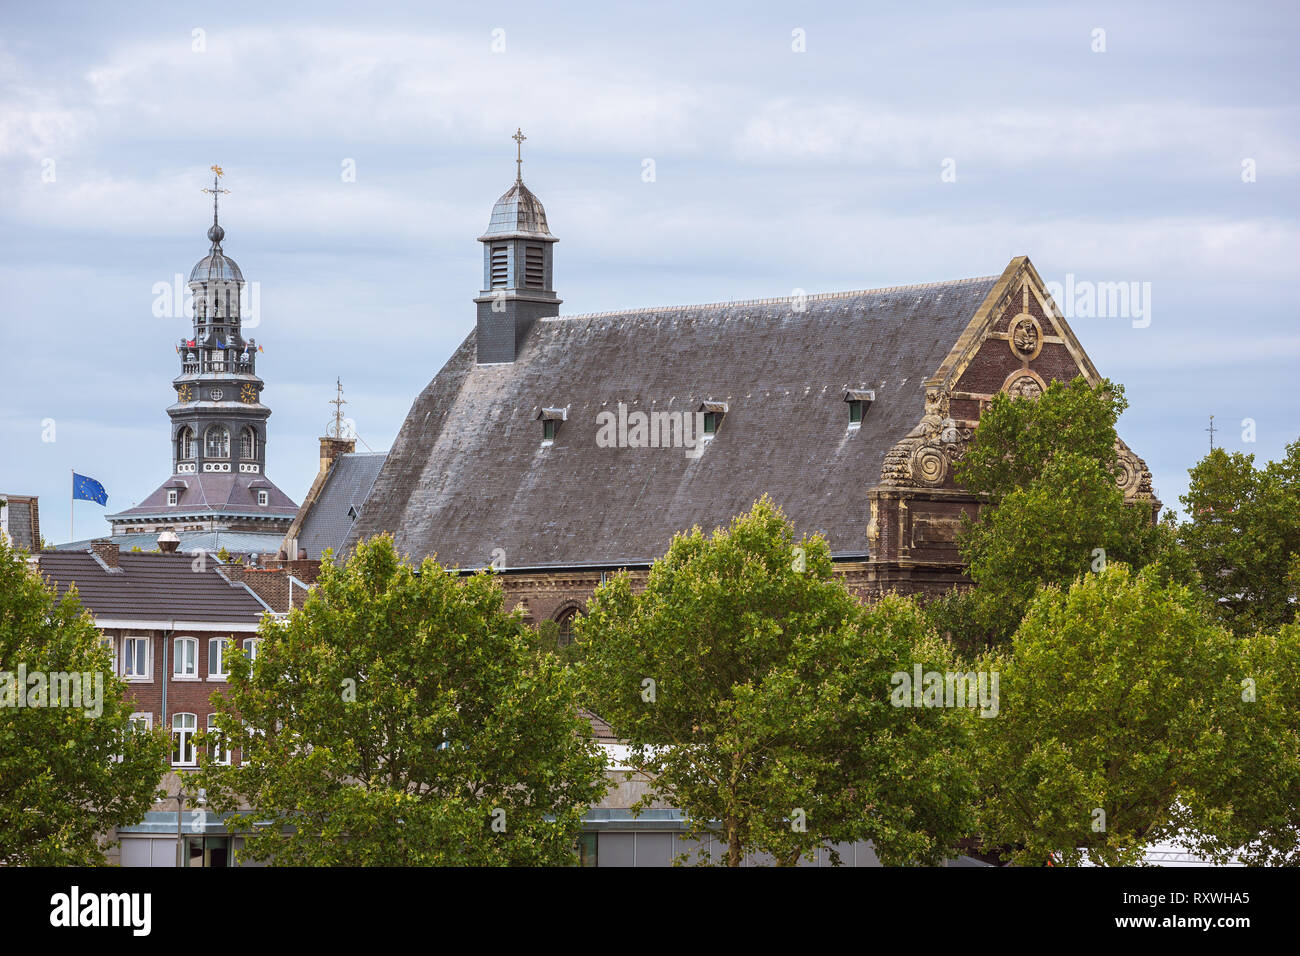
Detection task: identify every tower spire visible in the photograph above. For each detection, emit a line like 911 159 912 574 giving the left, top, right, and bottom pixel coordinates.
200 164 230 244
512 128 526 184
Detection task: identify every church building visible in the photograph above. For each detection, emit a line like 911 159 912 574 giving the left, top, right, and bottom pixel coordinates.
341 143 1157 637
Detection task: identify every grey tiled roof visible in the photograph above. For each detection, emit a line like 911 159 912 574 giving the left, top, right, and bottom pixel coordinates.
38 550 270 625
297 453 388 560
53 530 288 557
345 275 999 569
107 472 297 521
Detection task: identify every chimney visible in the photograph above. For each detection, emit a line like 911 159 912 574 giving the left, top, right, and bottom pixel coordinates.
319 436 356 474
157 530 180 554
90 538 120 568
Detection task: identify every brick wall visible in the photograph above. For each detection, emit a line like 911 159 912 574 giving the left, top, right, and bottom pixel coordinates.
102 626 255 803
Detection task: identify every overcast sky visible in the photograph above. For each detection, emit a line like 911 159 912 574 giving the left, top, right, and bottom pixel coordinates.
2 0 1297 543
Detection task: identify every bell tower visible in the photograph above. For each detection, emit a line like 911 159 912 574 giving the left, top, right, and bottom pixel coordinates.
169 164 271 478
473 129 561 364
105 164 297 545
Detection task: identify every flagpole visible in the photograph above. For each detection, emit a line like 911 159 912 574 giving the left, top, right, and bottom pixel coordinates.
70 468 74 543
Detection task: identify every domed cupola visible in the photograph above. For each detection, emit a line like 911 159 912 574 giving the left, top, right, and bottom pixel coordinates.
190 223 244 283
473 129 561 364
480 180 553 240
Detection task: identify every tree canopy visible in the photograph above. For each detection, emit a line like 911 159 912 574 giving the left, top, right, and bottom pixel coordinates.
975 564 1239 866
0 537 167 865
1180 440 1300 635
931 377 1170 650
578 497 975 866
195 535 608 866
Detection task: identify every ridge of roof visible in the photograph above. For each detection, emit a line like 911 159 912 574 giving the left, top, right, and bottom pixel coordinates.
551 275 999 322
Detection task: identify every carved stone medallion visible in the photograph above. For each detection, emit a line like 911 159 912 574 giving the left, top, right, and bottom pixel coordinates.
1007 313 1043 361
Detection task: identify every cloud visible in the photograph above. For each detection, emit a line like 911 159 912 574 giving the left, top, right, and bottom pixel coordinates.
737 98 1300 172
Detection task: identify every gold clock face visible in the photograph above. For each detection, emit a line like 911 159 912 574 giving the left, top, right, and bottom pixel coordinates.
178 385 194 403
241 383 258 404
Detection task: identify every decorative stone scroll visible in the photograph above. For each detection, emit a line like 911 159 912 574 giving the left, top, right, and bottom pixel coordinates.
1115 441 1155 501
880 387 974 488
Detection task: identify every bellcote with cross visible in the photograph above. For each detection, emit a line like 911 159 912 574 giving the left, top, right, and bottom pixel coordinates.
473 129 561 363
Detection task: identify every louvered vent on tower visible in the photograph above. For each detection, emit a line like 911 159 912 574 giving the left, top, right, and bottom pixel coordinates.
490 245 508 288
524 245 544 289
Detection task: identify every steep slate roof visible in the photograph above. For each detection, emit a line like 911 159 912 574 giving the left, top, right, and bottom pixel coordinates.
296 453 388 559
37 550 270 626
346 274 1000 569
107 472 298 522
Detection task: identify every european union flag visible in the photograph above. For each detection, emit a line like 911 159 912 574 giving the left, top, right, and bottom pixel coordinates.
72 473 108 506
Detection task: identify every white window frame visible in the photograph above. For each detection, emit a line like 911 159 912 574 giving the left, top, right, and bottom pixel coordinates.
208 637 229 680
100 634 118 676
257 490 269 507
207 714 230 765
129 712 153 732
174 637 198 679
243 637 260 667
172 712 198 767
123 634 152 681
205 424 229 459
167 489 178 507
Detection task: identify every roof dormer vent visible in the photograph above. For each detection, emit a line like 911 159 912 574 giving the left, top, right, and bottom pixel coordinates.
844 389 875 425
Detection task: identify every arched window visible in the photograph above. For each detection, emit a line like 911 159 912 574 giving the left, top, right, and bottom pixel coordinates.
240 427 257 460
174 637 198 678
205 425 229 458
555 608 579 648
172 713 197 767
177 427 195 461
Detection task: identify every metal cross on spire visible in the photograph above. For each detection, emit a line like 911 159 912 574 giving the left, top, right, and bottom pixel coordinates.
512 128 526 183
200 164 229 226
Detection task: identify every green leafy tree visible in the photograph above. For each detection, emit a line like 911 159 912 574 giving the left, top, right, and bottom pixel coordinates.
931 378 1167 649
1180 440 1300 635
957 377 1129 503
1181 622 1300 865
578 498 975 866
0 538 168 865
976 564 1237 866
195 535 608 866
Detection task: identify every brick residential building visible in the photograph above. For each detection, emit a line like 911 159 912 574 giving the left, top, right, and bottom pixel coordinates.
37 539 293 866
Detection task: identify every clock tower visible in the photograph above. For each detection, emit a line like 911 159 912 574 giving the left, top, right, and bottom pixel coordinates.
105 167 298 550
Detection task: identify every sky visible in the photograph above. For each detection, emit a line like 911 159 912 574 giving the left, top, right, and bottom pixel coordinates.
1 0 1297 543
